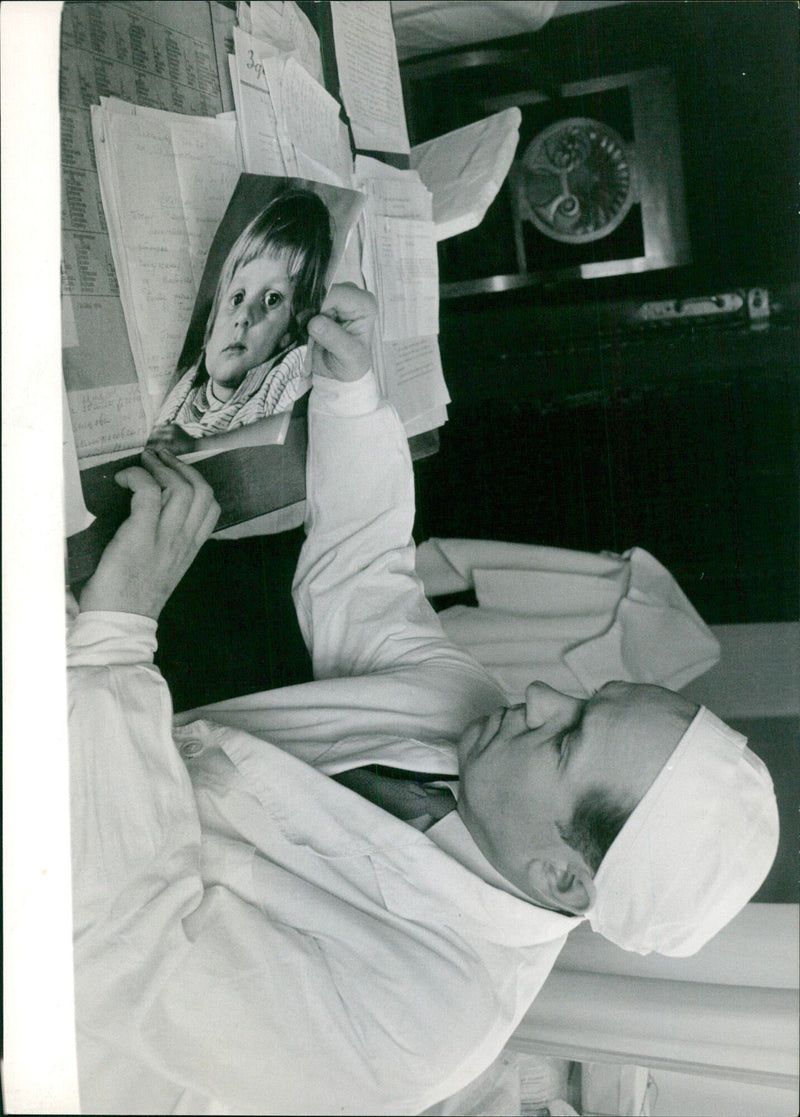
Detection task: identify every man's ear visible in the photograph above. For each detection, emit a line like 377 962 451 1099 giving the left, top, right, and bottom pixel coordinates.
525 858 595 916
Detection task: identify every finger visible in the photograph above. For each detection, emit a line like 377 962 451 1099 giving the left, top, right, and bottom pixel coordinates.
113 465 162 521
139 448 194 505
151 446 210 487
197 498 222 543
151 447 219 537
145 425 177 450
307 309 373 382
319 284 377 338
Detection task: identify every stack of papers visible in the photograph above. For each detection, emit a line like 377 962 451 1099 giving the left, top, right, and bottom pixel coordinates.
231 26 353 186
92 98 243 431
410 108 522 241
356 157 449 435
229 8 446 437
240 0 323 84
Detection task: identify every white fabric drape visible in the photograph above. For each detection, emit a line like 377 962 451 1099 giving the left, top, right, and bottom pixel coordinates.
391 1 559 60
415 538 720 702
510 903 799 1090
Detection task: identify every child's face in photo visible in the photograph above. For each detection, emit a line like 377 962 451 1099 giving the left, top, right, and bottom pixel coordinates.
205 249 298 399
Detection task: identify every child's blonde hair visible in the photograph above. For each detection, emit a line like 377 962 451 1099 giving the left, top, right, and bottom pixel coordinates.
204 187 333 350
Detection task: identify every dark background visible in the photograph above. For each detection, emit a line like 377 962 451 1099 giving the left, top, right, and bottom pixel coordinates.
402 0 799 626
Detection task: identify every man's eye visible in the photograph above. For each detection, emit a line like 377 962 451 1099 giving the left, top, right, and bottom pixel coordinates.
264 291 283 310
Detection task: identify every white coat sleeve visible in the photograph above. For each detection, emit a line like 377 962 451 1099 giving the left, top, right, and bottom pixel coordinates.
67 612 203 936
293 373 500 691
67 612 230 1113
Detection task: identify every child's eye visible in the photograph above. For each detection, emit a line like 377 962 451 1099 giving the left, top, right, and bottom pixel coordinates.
263 291 283 310
230 291 244 307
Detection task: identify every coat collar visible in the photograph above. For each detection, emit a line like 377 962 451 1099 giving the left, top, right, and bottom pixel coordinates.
184 719 581 951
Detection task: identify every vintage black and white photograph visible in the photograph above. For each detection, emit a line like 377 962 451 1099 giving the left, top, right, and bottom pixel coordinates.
148 175 363 453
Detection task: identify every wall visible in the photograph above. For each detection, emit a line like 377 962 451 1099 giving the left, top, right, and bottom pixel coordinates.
682 624 800 718
649 1068 799 1117
682 622 799 905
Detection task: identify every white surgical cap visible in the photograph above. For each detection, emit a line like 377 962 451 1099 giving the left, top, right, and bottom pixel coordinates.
589 706 779 956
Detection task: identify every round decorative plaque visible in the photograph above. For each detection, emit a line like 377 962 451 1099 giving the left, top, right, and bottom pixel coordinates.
517 117 634 243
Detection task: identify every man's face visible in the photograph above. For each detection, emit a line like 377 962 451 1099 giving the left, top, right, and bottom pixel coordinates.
457 681 697 900
205 250 297 399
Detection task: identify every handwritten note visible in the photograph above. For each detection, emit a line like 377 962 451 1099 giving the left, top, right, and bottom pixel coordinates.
279 58 350 180
370 215 439 340
356 164 433 221
250 1 323 84
377 335 450 432
68 383 149 459
331 1 410 154
104 111 197 410
232 28 291 176
260 56 302 176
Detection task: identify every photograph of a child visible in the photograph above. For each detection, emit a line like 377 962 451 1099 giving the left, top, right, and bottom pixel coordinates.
147 175 364 455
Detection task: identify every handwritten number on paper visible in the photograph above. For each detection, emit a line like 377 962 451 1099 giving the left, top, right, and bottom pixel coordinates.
246 50 264 82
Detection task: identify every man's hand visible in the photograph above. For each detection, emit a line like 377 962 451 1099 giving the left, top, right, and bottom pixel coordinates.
146 423 198 456
79 448 220 621
307 283 377 382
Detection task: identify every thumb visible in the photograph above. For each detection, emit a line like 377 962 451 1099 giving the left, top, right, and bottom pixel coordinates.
114 465 162 518
307 314 371 382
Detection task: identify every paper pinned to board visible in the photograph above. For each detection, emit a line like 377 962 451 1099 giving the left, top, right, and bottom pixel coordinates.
369 215 439 340
294 121 354 188
278 57 350 181
169 117 241 290
274 1 323 84
331 1 410 154
61 295 78 349
248 0 284 44
211 0 237 112
250 0 323 83
355 158 447 432
94 107 210 413
410 108 522 241
235 35 353 186
377 335 450 432
91 97 245 434
232 27 293 176
356 161 438 340
355 157 432 221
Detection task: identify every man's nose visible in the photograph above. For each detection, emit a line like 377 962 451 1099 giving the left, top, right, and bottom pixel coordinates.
524 681 583 730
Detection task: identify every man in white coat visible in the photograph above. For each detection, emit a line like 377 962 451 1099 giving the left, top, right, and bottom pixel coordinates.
68 285 778 1115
